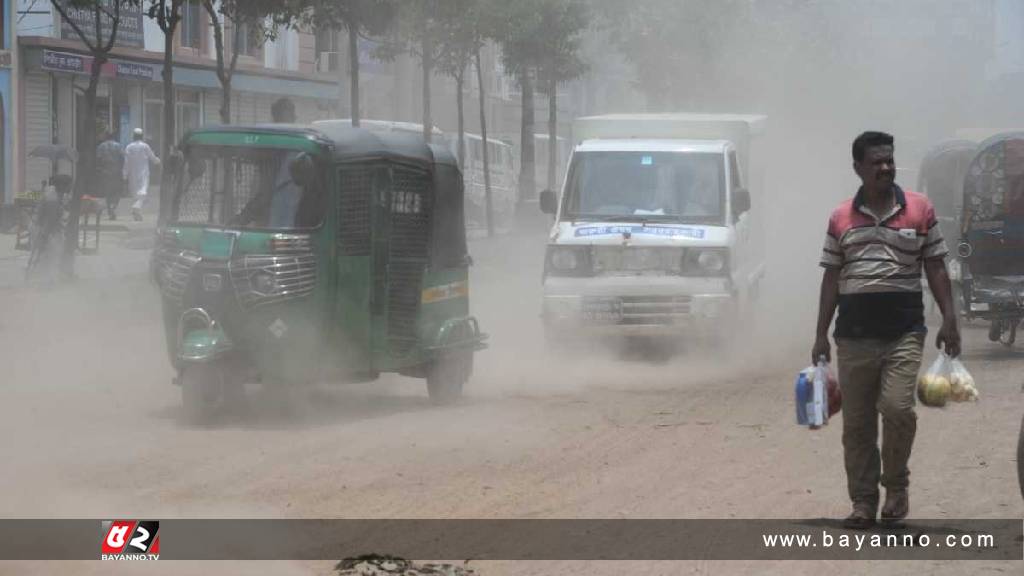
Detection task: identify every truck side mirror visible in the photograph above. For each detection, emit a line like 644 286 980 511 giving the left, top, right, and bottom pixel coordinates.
732 187 751 218
539 189 557 215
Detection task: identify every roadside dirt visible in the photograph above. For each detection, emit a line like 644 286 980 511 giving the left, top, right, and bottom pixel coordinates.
0 232 1020 576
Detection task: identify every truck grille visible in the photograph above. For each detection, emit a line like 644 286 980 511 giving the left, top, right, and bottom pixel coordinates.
620 295 692 325
592 247 684 274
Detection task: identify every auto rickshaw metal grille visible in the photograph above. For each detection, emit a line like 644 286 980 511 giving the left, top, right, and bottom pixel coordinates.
230 251 318 309
154 246 200 306
387 166 434 354
337 166 372 256
176 163 215 224
175 158 267 225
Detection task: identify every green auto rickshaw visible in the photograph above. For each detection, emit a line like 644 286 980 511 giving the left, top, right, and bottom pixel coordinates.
152 124 486 422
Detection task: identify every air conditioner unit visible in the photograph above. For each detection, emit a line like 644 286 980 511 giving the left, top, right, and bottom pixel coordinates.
316 51 341 73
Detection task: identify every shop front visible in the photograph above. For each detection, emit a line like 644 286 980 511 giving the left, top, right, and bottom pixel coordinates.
18 40 338 198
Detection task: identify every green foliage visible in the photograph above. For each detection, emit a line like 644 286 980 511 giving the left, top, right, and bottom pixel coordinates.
489 0 589 87
295 0 396 37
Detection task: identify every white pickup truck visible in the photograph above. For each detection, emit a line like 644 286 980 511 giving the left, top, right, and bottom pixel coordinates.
539 113 767 343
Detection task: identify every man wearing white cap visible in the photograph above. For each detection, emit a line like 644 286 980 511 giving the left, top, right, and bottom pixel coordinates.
123 128 161 221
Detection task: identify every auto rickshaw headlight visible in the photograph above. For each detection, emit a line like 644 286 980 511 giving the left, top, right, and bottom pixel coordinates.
252 271 279 295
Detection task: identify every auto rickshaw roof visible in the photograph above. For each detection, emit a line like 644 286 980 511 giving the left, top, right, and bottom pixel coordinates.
185 124 453 169
184 124 335 152
973 131 1024 154
314 122 440 167
920 139 978 166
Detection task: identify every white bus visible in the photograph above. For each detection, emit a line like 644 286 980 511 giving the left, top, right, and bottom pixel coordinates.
451 132 518 232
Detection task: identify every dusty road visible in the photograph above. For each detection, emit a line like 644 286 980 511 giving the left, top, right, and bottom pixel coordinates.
0 230 1021 576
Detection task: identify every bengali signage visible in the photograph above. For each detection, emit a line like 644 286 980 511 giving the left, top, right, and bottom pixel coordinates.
58 0 145 49
41 50 86 74
41 50 157 82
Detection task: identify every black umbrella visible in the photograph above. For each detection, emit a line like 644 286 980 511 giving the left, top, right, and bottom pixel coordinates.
29 144 78 164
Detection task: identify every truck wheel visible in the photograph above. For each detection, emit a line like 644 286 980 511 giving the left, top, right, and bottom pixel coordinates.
427 351 472 405
181 363 224 425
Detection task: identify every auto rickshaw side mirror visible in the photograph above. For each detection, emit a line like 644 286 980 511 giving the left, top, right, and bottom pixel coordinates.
732 187 751 218
539 189 557 214
289 153 316 188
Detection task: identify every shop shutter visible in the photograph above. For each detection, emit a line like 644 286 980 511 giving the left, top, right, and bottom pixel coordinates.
24 74 53 192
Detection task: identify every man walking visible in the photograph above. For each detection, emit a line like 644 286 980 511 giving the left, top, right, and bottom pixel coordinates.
95 131 124 220
123 128 161 222
812 131 961 529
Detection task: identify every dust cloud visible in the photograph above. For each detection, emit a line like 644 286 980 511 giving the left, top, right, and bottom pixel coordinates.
2 3 1021 573
467 1 1022 396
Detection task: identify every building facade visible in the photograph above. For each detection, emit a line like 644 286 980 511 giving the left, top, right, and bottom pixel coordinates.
0 0 15 217
13 0 338 197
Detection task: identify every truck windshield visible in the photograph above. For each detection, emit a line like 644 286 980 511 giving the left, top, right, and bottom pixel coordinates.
562 151 725 224
172 146 325 229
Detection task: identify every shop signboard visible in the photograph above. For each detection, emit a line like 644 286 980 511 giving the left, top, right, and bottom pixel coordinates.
41 50 157 82
58 1 145 49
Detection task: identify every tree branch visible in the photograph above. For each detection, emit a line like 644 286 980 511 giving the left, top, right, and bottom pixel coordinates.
50 0 99 52
101 0 123 54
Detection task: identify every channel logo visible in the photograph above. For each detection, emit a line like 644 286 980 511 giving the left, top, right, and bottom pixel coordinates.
101 520 160 560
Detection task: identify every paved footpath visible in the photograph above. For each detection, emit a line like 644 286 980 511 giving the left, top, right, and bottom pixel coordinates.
0 204 158 291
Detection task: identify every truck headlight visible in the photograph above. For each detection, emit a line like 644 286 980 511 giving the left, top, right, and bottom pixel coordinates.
697 250 725 272
545 246 591 277
681 248 729 276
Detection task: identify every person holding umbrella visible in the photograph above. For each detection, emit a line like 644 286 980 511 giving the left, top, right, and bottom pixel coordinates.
123 128 161 222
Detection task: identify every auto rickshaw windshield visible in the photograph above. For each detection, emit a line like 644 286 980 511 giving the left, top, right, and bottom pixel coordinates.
173 145 326 230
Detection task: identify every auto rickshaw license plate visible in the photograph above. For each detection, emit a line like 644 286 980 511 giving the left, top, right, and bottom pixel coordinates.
582 297 622 323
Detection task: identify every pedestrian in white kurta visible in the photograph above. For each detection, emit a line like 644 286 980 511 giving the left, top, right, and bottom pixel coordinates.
123 128 161 221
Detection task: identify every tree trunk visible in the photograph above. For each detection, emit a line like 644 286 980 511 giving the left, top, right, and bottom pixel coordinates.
475 48 494 238
421 34 433 143
348 24 360 126
456 71 465 169
62 63 103 278
547 78 557 191
159 22 177 226
162 27 176 160
518 69 535 208
220 80 232 125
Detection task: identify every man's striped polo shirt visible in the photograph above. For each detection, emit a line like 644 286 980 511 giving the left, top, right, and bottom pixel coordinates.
820 185 948 339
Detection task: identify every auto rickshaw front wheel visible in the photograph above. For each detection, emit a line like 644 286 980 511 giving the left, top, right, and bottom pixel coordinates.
426 350 473 405
180 362 238 425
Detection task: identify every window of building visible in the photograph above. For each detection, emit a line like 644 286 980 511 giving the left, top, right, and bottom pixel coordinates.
235 23 264 58
180 0 202 49
315 27 340 72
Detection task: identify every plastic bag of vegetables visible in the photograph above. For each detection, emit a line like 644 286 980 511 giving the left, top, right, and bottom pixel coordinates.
918 353 978 407
948 357 979 403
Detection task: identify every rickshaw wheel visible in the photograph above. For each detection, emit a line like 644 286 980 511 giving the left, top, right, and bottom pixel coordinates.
426 351 472 405
181 363 224 424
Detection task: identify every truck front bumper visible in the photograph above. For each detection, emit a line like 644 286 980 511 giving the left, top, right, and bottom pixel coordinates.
542 275 734 338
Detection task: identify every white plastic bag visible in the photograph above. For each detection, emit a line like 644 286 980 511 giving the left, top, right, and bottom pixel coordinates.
918 353 979 407
948 357 979 403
